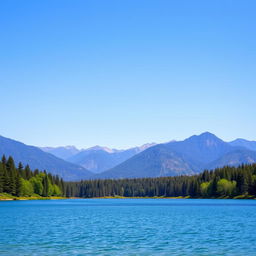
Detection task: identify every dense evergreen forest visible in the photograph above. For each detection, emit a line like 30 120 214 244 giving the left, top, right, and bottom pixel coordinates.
65 164 256 198
0 155 64 197
1 154 256 199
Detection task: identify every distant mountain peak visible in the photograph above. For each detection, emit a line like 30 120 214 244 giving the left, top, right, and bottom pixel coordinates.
82 143 157 154
198 131 219 138
84 145 120 154
137 143 157 151
231 138 254 143
63 145 78 150
40 145 80 160
186 132 223 144
41 145 78 151
229 138 256 151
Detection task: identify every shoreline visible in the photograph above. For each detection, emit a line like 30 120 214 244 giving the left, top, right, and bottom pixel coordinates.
1 194 255 201
90 195 256 200
0 193 66 201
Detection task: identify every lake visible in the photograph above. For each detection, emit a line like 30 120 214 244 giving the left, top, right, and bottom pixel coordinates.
0 199 255 255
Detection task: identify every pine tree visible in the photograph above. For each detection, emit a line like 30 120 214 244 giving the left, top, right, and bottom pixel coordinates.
3 165 11 194
34 169 39 176
60 178 65 195
0 162 4 193
25 165 32 180
66 185 71 197
42 175 49 197
6 157 16 195
1 155 6 166
15 172 22 196
18 162 23 171
210 176 219 197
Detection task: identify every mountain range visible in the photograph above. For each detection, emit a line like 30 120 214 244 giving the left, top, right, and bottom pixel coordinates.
0 133 256 181
40 146 80 161
66 143 156 174
0 136 92 181
229 139 256 151
41 144 156 174
96 132 256 179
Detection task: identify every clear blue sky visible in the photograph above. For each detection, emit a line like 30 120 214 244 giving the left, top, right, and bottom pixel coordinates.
0 0 255 149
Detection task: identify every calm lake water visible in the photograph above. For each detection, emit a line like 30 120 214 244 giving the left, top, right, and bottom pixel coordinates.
0 199 255 256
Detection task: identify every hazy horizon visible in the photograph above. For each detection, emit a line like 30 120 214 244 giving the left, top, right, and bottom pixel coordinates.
0 131 254 151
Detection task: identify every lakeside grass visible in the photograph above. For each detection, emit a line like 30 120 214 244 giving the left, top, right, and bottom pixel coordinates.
0 193 66 201
91 195 190 199
1 193 255 201
91 195 255 199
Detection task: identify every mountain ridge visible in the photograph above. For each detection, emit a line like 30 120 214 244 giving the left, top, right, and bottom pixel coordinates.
96 132 256 179
1 133 256 181
229 138 256 151
0 136 92 181
40 145 80 160
67 143 157 174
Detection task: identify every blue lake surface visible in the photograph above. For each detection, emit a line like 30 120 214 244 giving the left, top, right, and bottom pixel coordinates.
0 199 256 256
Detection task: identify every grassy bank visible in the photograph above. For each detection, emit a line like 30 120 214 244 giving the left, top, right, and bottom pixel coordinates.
0 193 66 201
1 193 255 201
90 195 256 199
90 195 190 199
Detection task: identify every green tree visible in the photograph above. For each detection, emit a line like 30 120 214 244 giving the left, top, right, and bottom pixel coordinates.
250 175 256 195
217 179 236 197
42 175 49 197
24 165 32 180
0 162 4 193
200 182 210 197
6 157 16 195
1 155 6 166
52 184 62 196
20 178 34 196
209 176 219 197
15 172 22 196
30 176 43 195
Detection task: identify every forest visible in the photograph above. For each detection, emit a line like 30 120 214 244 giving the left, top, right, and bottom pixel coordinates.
0 155 64 197
1 154 256 199
65 164 256 198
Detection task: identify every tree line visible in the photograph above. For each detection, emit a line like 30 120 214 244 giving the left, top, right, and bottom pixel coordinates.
1 154 256 199
0 155 64 197
64 164 256 198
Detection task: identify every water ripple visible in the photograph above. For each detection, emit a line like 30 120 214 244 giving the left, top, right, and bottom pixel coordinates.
0 199 256 255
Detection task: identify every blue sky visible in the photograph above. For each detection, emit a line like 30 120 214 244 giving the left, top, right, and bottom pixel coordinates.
0 0 255 149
